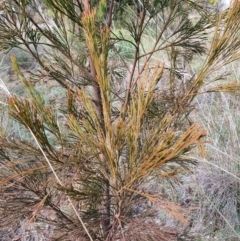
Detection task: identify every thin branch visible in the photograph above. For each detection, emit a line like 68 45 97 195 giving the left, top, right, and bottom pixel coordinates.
107 0 115 28
26 14 95 82
122 3 146 117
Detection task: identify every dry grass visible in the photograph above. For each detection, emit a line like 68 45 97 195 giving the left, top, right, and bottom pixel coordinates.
174 61 240 239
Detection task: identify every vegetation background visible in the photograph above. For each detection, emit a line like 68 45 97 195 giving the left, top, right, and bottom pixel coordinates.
0 0 240 240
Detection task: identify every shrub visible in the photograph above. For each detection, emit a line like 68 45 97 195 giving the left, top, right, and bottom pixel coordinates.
0 0 240 240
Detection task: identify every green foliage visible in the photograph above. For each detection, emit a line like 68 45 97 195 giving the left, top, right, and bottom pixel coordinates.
209 0 219 4
0 0 240 240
